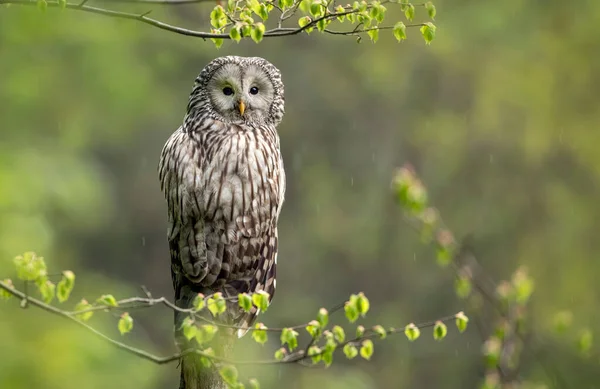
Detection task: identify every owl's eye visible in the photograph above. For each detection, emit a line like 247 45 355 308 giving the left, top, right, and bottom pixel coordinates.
249 86 259 95
222 87 234 96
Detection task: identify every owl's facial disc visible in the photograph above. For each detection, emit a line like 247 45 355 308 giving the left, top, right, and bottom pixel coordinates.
207 62 275 124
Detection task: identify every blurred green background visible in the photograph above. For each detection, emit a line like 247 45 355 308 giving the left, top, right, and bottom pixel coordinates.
1 0 599 387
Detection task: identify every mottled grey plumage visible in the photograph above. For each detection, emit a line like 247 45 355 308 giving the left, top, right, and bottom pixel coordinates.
158 56 286 350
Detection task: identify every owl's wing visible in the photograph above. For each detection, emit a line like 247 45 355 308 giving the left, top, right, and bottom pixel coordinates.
158 127 208 307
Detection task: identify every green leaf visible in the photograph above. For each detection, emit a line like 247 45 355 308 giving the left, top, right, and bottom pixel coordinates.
404 323 420 341
219 365 239 387
359 339 374 360
308 345 322 364
193 293 206 311
356 325 365 338
425 1 436 19
200 347 215 367
74 299 94 321
298 0 310 14
56 270 75 303
118 312 134 335
317 308 329 327
36 0 47 11
433 321 447 341
454 275 472 299
196 324 218 345
512 267 534 304
14 252 47 281
0 279 13 300
356 292 370 316
404 3 414 21
420 22 436 45
577 329 593 355
207 292 226 316
305 320 322 338
280 327 299 350
230 25 242 43
238 293 253 312
181 317 197 341
252 323 268 345
553 311 573 334
373 325 387 339
393 22 407 42
257 3 270 20
251 290 269 311
96 294 118 307
309 0 323 18
345 301 359 323
483 337 501 367
316 18 328 32
335 5 345 22
248 378 260 389
274 347 286 361
298 16 312 28
367 28 379 43
455 311 469 333
282 0 294 8
39 280 55 304
332 325 345 343
210 5 227 28
343 343 358 359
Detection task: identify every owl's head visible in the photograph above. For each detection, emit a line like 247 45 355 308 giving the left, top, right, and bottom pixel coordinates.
186 56 285 126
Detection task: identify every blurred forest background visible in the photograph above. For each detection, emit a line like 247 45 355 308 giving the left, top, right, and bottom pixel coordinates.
1 0 600 388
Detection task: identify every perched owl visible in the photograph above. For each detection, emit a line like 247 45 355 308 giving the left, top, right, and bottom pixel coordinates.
158 56 286 350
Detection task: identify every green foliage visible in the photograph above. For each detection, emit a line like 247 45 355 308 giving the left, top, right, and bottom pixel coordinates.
96 294 118 307
238 293 253 313
343 343 358 359
332 325 345 343
433 321 447 341
56 270 75 303
0 279 13 300
118 312 133 335
181 316 197 341
455 312 469 333
252 322 268 345
193 293 206 312
252 290 270 312
280 327 299 351
359 339 374 360
73 299 94 321
196 324 218 345
207 292 227 317
404 323 420 341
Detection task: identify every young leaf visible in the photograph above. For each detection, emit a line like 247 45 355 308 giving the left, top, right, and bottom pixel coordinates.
360 339 374 360
248 378 261 389
251 22 266 43
306 320 322 338
14 252 47 281
393 22 407 42
118 312 134 335
298 16 312 28
454 276 472 299
193 293 206 311
317 308 329 327
280 327 299 351
345 301 359 323
373 325 387 339
252 323 268 345
455 311 469 333
210 5 227 28
425 1 436 19
238 293 253 312
356 325 365 338
308 345 322 364
39 280 55 304
274 347 287 361
181 317 197 341
36 0 47 12
335 5 345 22
343 343 358 359
219 365 239 387
332 325 345 343
433 321 447 341
0 279 13 300
96 294 118 307
553 311 573 334
420 22 436 45
230 25 243 43
356 292 370 316
577 329 593 355
367 28 379 43
74 299 94 321
404 323 420 341
207 292 226 316
56 270 75 303
252 290 270 311
404 3 415 21
196 324 218 344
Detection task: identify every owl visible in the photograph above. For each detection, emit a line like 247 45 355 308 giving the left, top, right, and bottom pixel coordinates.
158 56 286 348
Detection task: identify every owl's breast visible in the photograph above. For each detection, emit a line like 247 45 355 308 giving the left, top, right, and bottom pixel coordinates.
200 131 283 238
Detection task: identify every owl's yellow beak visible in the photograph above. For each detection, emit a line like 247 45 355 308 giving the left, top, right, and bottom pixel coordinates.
238 100 246 116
